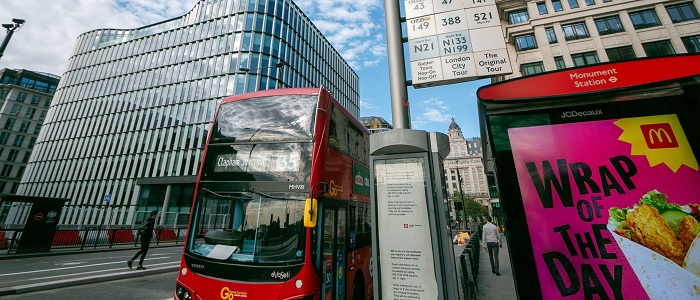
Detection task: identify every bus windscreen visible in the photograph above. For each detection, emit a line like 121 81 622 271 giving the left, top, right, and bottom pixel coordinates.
189 190 306 264
211 94 317 143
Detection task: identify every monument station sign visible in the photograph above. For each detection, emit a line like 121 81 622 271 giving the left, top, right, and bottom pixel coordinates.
406 0 513 88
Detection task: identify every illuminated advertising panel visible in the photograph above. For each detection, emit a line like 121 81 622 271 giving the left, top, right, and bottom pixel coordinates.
509 115 700 299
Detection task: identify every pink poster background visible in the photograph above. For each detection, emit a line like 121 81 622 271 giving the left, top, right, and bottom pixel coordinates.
509 118 700 299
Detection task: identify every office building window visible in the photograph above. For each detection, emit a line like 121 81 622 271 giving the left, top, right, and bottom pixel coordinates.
0 132 9 144
0 89 8 100
521 62 545 76
13 135 25 147
30 95 41 105
537 2 548 15
16 166 25 179
18 121 30 133
683 35 700 53
16 92 27 102
7 149 19 162
606 46 637 61
585 0 595 5
509 9 529 24
4 118 16 130
10 104 21 115
554 56 566 69
22 152 30 163
568 0 579 9
643 40 676 57
602 0 612 2
595 16 624 35
666 2 700 23
572 51 600 66
546 27 557 43
552 0 564 11
0 165 12 177
562 22 590 40
629 9 661 29
515 34 538 51
33 124 42 135
28 137 36 148
25 108 36 119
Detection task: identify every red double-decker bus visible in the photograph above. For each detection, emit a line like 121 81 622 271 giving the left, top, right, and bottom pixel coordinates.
175 88 373 300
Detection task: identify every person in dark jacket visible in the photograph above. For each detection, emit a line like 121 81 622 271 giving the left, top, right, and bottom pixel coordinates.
128 210 158 270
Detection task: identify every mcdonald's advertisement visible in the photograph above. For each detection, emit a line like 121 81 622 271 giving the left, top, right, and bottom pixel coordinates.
508 114 700 299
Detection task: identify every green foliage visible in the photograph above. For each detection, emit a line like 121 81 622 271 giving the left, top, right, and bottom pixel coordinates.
451 194 488 218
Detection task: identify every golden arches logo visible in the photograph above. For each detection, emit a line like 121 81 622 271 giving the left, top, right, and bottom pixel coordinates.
615 115 698 172
642 124 678 149
221 287 247 299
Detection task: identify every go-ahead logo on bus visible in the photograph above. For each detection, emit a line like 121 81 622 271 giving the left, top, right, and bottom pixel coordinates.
329 180 344 196
220 287 247 299
615 114 698 172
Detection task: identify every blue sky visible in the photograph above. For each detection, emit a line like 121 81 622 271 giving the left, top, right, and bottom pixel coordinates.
1 0 489 137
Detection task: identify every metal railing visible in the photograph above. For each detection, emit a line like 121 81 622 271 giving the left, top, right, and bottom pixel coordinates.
459 234 480 300
0 226 188 254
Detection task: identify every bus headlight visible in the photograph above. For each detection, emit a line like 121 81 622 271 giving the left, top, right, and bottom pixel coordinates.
176 284 192 300
295 279 303 289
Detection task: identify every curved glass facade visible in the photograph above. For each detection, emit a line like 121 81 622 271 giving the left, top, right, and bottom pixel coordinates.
18 0 359 226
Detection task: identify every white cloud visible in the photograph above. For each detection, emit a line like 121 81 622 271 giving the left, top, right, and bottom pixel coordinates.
0 0 198 75
360 99 378 110
1 0 385 75
413 96 451 126
295 0 386 70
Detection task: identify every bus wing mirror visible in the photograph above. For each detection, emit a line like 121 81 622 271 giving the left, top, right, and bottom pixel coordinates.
304 198 318 228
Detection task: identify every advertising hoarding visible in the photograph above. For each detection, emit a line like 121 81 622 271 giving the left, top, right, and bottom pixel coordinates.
508 115 700 299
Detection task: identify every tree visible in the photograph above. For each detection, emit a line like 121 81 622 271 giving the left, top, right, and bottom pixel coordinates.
464 199 488 218
450 194 489 218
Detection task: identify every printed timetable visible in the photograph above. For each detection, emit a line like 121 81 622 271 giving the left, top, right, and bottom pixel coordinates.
405 0 512 87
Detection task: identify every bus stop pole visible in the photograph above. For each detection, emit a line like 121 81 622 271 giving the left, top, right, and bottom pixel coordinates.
384 0 411 129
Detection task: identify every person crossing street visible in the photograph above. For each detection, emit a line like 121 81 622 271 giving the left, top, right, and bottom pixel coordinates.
127 210 158 270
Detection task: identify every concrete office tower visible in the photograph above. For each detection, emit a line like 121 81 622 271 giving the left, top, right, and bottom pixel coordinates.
17 0 359 227
497 0 700 79
0 69 59 195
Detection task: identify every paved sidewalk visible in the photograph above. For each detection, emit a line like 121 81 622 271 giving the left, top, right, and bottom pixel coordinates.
475 233 517 300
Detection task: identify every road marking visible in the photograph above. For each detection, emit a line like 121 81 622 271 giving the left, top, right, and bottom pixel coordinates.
21 261 181 281
0 257 172 277
55 262 86 266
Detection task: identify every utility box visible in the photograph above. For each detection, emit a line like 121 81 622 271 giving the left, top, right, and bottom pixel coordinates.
370 129 458 300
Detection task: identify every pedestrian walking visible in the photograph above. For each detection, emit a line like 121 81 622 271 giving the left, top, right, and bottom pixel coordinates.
482 216 502 276
128 210 157 270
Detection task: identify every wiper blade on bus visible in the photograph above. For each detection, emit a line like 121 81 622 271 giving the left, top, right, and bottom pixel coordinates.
201 187 238 199
248 187 288 200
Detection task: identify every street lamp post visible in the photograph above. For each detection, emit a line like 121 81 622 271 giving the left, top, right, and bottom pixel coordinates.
239 61 289 89
0 18 25 60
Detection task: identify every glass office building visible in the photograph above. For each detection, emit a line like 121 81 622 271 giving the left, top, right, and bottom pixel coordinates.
17 0 359 227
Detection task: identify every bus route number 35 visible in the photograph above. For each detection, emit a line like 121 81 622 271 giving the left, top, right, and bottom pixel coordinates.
272 152 300 172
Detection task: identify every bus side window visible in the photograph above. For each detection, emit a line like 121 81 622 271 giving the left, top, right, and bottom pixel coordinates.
328 105 348 153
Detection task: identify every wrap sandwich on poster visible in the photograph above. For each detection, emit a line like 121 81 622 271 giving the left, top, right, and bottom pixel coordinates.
608 190 700 298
